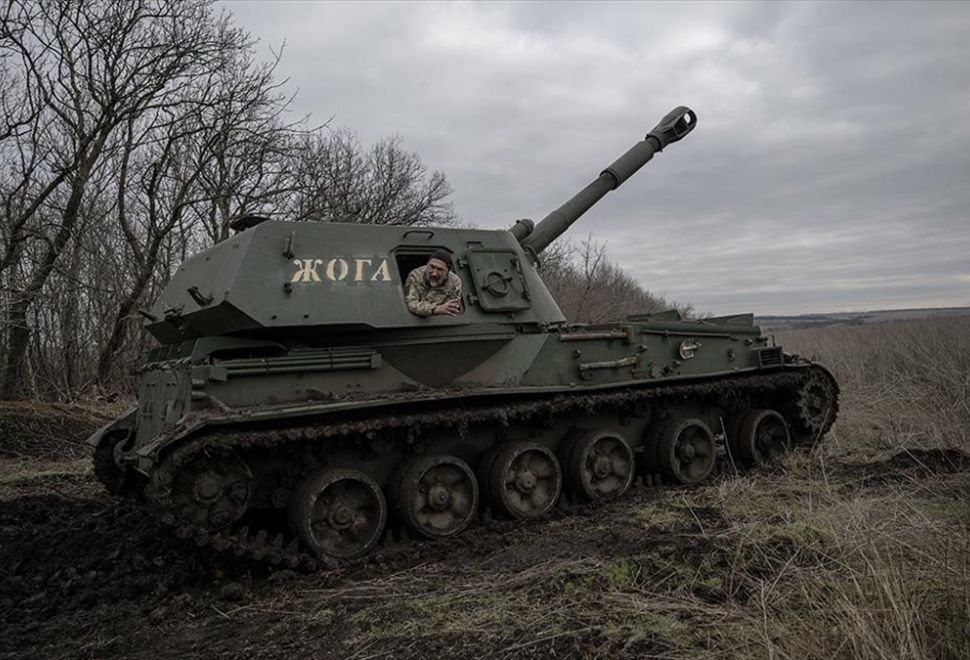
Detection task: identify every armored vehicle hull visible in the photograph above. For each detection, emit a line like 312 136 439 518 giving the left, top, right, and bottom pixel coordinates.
91 107 839 568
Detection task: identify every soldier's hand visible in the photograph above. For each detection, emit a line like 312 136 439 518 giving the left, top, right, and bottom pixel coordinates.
433 300 461 317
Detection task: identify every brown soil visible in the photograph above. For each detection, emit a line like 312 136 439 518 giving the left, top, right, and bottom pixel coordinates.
0 401 114 460
2 403 968 659
0 462 693 659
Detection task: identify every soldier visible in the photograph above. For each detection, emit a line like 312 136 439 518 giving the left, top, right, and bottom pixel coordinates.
405 250 463 317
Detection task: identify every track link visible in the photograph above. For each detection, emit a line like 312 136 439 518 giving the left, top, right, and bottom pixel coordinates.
146 365 836 569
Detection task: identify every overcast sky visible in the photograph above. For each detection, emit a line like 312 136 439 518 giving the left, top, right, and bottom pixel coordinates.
227 1 969 315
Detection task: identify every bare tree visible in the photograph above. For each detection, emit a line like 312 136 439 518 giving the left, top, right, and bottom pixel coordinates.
94 35 301 385
0 0 244 398
286 129 456 226
540 236 689 323
191 46 306 244
0 1 462 401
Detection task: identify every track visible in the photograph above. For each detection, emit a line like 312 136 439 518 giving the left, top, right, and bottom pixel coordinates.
142 364 837 569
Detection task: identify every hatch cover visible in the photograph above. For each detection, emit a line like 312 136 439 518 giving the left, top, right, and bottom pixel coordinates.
467 250 531 312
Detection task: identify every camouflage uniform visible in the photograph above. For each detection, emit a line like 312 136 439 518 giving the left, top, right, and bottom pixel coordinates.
404 265 463 317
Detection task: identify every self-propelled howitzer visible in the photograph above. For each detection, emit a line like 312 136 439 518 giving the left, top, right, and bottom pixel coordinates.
91 105 838 569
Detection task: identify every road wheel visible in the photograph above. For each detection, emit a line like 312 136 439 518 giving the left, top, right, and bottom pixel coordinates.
734 409 791 466
394 455 478 539
288 468 386 560
560 430 635 502
486 442 561 519
655 418 716 485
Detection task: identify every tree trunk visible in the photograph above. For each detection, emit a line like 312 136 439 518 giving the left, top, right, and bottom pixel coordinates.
96 274 151 388
1 296 32 400
0 148 99 399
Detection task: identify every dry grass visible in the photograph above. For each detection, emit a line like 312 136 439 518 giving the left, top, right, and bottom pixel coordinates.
4 318 968 659
0 400 112 460
263 458 967 659
776 317 970 457
739 316 970 659
283 317 969 659
0 457 91 499
701 455 970 659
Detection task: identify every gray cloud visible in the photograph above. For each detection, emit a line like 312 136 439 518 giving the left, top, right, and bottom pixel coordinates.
227 0 970 314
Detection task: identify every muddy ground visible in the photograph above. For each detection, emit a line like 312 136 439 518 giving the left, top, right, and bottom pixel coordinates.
1 403 968 659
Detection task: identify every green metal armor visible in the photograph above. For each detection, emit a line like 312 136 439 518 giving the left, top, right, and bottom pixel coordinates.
90 106 839 568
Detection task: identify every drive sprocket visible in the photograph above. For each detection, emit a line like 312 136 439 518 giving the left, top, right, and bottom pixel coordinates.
790 365 839 441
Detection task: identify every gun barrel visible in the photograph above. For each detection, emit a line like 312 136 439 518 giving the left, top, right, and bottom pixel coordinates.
519 106 696 255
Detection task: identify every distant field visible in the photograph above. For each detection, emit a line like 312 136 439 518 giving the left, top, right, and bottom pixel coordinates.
776 316 970 455
757 305 970 331
1 317 968 659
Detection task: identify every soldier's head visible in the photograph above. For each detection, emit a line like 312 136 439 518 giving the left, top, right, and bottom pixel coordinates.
425 250 453 288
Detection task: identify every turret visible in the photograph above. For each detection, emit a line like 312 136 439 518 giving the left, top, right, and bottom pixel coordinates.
516 106 696 255
142 107 696 343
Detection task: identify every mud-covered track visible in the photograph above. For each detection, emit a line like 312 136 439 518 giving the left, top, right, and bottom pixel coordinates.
146 366 836 569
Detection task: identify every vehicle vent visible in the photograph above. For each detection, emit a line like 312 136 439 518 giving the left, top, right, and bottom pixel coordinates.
221 347 381 376
757 347 784 368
